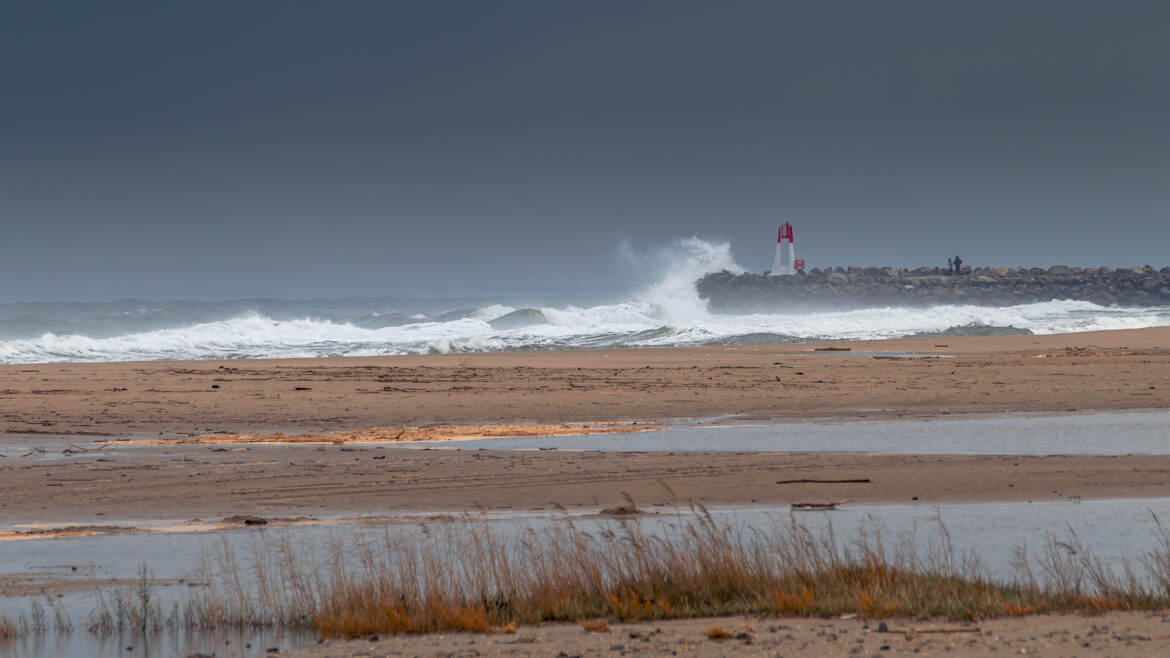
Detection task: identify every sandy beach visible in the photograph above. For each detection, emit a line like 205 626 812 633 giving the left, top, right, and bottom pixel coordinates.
4 445 1170 524
290 611 1170 657
2 327 1170 524
3 327 1169 438
3 327 1170 657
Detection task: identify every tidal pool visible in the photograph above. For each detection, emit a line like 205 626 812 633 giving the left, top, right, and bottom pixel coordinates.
401 410 1170 455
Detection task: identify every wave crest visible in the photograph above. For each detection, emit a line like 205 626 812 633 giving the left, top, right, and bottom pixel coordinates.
1 240 1169 363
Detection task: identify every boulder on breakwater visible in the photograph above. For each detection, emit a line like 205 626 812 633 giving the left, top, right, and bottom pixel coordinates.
696 265 1170 312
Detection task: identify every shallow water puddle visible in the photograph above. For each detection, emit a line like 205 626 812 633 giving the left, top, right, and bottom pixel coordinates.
0 625 314 658
0 521 343 657
400 410 1170 455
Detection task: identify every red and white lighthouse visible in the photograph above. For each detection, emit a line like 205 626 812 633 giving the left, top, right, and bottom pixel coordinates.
770 223 797 275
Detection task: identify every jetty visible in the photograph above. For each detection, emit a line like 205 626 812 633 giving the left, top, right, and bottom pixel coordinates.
697 265 1170 312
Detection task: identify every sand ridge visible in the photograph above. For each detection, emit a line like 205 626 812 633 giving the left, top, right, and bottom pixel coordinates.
3 444 1170 523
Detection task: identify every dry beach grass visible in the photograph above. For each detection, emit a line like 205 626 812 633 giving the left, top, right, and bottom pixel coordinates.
1 508 1161 657
8 508 1170 645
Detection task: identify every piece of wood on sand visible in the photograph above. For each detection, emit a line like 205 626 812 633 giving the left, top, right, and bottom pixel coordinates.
776 478 871 484
790 499 847 510
877 621 982 640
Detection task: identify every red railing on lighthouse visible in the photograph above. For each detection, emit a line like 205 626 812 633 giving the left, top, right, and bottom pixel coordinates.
778 223 794 243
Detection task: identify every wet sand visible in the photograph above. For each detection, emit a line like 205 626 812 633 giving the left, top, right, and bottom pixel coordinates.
117 422 657 445
0 574 182 598
1 327 1169 523
3 446 1170 524
289 611 1170 657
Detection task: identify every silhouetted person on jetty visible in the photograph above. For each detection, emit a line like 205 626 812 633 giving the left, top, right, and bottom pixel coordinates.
954 255 963 274
947 257 954 275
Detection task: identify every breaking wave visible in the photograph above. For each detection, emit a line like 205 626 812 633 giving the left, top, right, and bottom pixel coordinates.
2 239 1169 363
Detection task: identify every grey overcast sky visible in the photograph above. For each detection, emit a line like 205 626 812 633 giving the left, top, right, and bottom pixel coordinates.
2 1 1169 301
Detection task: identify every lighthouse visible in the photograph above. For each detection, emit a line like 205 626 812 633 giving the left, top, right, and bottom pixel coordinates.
770 222 797 275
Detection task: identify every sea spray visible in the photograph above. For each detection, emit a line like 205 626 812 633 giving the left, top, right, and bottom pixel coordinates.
626 237 745 325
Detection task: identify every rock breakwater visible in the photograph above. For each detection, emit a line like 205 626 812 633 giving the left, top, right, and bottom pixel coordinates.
697 265 1170 311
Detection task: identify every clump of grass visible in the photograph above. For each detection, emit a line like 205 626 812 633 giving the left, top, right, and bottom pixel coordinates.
0 616 20 640
89 564 163 634
580 619 609 632
18 595 72 635
175 507 1170 638
705 626 733 639
0 595 73 640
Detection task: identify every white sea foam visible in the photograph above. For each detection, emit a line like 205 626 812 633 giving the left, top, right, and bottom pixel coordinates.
1 240 1168 364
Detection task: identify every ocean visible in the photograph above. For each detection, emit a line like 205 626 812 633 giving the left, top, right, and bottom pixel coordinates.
3 239 1169 364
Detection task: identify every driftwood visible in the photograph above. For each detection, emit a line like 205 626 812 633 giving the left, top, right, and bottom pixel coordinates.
790 499 847 510
877 621 981 638
63 442 112 454
776 478 871 485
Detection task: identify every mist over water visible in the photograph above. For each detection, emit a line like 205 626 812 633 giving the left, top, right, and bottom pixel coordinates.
2 239 1169 364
